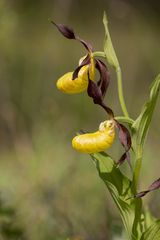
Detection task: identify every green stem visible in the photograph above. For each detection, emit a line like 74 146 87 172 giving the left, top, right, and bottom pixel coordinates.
132 145 143 191
92 51 106 58
102 12 130 118
116 67 129 118
115 116 134 126
93 51 129 118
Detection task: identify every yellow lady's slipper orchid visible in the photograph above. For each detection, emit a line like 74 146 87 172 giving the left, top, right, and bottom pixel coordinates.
56 65 89 94
56 56 95 94
72 119 115 153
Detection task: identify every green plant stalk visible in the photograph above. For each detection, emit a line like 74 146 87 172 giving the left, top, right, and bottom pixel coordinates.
92 51 106 58
92 16 160 240
114 116 134 125
132 145 143 192
102 12 130 118
93 51 129 118
116 67 129 118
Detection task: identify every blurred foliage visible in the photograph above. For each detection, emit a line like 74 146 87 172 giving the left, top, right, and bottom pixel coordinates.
0 0 160 239
0 198 25 239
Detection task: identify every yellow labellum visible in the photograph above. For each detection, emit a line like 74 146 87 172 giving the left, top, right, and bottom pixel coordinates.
79 54 95 81
89 55 95 81
72 120 115 153
56 55 95 94
56 65 89 94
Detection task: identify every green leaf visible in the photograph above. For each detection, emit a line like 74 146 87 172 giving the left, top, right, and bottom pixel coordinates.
91 152 143 240
132 74 160 191
103 11 119 69
132 74 160 148
143 207 157 231
140 220 160 240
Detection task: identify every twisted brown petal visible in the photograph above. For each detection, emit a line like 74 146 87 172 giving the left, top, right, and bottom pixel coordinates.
87 79 102 104
96 60 110 99
133 178 160 198
52 21 92 52
87 77 114 117
72 55 90 80
115 121 132 167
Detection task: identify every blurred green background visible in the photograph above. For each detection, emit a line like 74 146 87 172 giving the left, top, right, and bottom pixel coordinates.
0 1 160 239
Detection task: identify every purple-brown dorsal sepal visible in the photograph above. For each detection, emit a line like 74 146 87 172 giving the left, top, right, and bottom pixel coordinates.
72 55 90 80
96 59 110 99
76 36 93 52
51 21 76 39
52 21 93 52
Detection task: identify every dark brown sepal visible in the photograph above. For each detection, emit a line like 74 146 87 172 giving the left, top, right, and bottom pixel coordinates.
52 21 93 52
117 123 131 150
96 60 110 99
76 36 93 52
148 178 160 191
78 129 88 134
100 102 114 118
87 74 114 117
87 79 102 104
134 191 150 198
51 21 76 39
72 55 90 80
116 152 127 167
115 121 132 167
133 178 160 199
